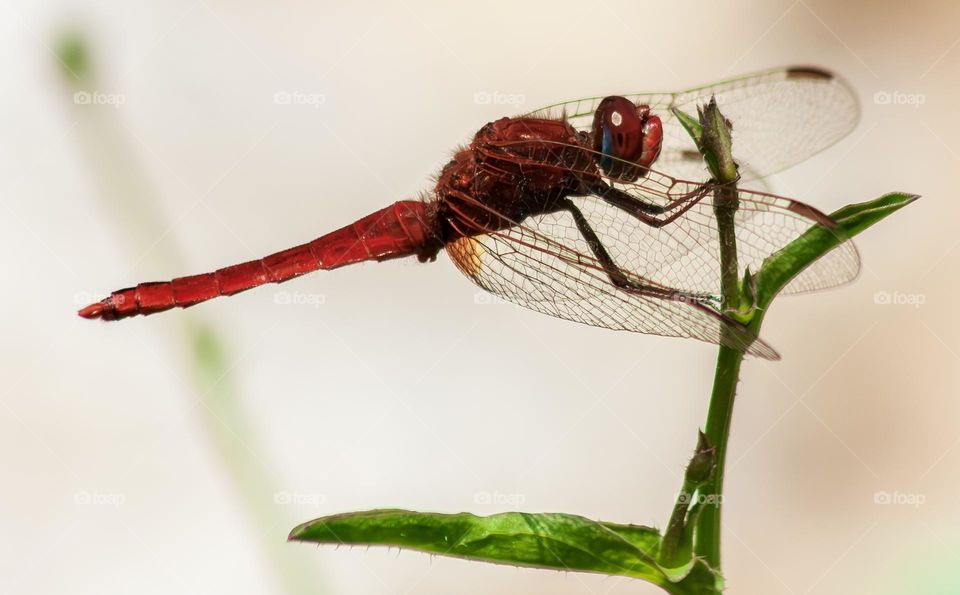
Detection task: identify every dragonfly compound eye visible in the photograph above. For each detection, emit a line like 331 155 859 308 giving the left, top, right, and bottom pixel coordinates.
591 97 662 181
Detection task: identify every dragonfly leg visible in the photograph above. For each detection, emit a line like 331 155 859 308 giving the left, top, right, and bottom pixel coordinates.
584 180 711 228
560 198 718 307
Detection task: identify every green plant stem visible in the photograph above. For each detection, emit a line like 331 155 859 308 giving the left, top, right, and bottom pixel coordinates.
697 187 742 571
695 344 742 570
690 99 743 574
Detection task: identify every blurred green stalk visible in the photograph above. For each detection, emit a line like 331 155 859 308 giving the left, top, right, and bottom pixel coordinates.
55 33 322 595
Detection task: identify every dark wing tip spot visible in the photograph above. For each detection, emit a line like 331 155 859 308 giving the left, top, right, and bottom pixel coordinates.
786 66 834 81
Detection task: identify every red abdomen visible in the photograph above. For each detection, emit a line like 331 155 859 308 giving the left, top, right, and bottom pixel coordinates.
80 201 443 321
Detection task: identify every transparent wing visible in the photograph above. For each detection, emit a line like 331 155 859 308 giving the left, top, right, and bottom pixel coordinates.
487 139 861 296
446 223 781 360
526 66 860 182
566 183 862 297
655 149 770 193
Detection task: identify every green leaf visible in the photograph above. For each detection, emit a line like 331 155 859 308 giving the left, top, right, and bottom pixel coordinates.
671 107 702 144
754 192 920 310
290 509 721 594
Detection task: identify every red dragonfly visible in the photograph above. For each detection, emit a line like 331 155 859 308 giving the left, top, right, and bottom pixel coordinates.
79 66 861 359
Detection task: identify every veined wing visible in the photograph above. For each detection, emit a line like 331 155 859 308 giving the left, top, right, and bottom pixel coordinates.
565 183 861 297
445 209 780 360
526 66 859 182
653 149 770 193
485 139 861 297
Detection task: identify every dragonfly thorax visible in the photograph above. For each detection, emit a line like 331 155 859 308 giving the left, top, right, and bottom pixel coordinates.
433 116 588 239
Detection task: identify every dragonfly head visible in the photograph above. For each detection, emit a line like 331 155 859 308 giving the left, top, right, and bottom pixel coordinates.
590 96 662 182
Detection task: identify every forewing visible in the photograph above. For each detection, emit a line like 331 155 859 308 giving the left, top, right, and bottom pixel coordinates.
446 216 780 360
653 149 770 193
480 138 861 297
526 66 859 182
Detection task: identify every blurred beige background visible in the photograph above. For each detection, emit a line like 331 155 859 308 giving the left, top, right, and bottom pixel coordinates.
2 0 958 593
